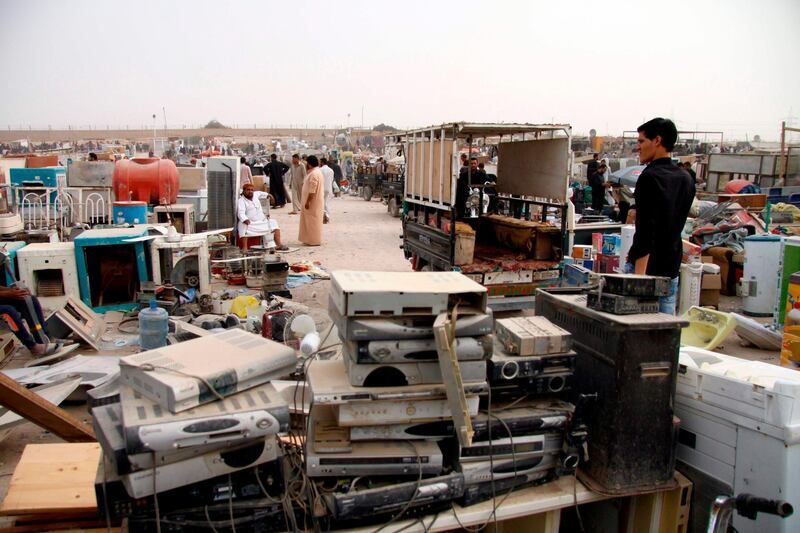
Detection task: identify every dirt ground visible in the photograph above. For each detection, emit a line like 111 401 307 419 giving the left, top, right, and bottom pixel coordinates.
0 192 782 515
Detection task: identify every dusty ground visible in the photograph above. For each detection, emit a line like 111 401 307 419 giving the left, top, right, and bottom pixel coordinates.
0 192 782 516
274 191 412 313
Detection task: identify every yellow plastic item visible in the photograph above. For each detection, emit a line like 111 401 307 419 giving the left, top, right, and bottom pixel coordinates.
680 306 737 351
230 295 259 319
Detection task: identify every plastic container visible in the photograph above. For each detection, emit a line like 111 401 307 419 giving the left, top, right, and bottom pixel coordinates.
676 347 800 533
139 299 168 350
113 201 148 224
535 290 687 495
113 158 179 205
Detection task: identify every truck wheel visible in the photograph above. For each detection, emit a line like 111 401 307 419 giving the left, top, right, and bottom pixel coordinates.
362 185 373 201
388 197 400 217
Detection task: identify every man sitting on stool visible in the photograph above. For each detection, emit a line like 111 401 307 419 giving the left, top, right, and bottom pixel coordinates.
237 183 289 251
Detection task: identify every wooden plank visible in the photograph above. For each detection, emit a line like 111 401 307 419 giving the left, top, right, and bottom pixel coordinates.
3 519 114 532
0 373 95 442
0 443 100 516
433 312 473 447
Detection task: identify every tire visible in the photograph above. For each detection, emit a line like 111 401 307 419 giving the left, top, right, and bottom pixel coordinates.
362 185 373 201
388 197 400 217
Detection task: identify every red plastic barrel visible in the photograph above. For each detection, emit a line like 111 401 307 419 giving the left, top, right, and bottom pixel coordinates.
113 157 179 205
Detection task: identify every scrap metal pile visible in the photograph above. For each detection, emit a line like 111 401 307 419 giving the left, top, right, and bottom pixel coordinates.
89 271 588 531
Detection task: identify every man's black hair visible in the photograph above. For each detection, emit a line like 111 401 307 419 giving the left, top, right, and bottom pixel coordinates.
637 118 678 152
292 153 300 159
320 157 328 165
306 155 319 167
270 153 277 159
470 156 478 161
240 156 246 164
593 153 599 159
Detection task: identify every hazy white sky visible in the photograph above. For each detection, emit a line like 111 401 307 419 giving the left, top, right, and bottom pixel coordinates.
2 0 799 140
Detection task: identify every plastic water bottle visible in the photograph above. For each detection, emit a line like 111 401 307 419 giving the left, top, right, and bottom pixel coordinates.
139 299 169 350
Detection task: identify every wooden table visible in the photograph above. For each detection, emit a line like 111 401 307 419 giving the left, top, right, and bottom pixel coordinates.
0 443 691 533
346 473 692 533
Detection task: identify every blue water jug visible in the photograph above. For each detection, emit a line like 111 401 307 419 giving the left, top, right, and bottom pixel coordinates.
139 299 168 350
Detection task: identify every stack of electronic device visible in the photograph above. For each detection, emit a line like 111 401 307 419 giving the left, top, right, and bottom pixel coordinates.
587 273 671 314
303 272 584 525
91 329 297 522
489 316 576 399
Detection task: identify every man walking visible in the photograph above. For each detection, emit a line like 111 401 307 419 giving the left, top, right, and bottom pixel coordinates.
626 118 695 314
329 158 343 187
320 157 335 223
239 157 253 186
299 155 324 246
289 154 306 214
265 153 289 208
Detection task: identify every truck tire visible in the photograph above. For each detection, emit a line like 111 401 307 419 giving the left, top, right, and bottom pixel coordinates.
388 197 400 217
362 185 373 201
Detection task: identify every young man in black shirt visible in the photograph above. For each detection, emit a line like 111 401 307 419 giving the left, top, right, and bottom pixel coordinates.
626 118 695 314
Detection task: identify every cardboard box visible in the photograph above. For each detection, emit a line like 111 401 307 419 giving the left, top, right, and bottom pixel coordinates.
572 245 593 259
700 272 721 307
495 316 572 356
252 175 266 191
700 289 719 307
602 234 622 256
599 254 620 274
701 272 722 290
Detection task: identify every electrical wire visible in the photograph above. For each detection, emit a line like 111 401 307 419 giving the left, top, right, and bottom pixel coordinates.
151 451 161 533
572 471 586 533
373 441 423 533
204 505 220 533
100 456 112 533
119 361 227 402
227 473 237 533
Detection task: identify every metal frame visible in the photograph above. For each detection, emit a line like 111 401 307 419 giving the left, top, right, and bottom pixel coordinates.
6 184 113 236
621 129 724 156
149 237 211 295
395 122 573 276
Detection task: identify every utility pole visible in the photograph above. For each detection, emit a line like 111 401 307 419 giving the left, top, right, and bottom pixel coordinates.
152 114 157 155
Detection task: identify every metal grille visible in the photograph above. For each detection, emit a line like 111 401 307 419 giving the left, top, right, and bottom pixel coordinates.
207 170 235 230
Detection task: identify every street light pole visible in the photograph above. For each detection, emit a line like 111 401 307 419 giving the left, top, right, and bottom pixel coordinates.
152 114 157 156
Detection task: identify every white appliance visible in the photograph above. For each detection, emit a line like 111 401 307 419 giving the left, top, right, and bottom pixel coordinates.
675 347 800 533
154 203 196 234
741 235 784 316
16 242 80 312
205 157 240 231
678 262 703 315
